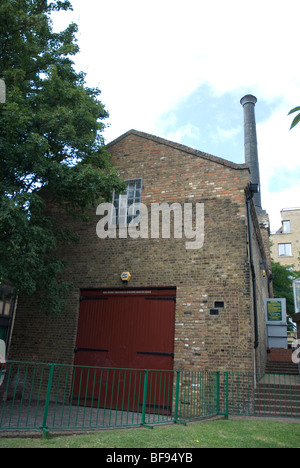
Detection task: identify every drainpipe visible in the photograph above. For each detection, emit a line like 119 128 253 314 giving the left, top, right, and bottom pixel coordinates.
246 186 259 349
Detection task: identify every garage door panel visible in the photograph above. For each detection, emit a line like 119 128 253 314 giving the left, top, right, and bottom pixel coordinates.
74 349 110 368
136 298 175 353
71 368 174 415
76 299 112 351
73 288 176 412
75 292 176 368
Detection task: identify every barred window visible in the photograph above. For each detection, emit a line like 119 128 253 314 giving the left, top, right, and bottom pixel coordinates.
112 179 142 225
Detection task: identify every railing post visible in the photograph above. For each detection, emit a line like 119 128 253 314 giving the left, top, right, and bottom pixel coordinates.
216 371 220 415
174 370 181 423
41 364 55 438
141 369 152 428
225 371 229 420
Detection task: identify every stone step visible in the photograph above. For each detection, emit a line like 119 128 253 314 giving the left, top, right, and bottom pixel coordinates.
254 406 300 417
265 361 299 375
254 383 300 417
255 388 300 400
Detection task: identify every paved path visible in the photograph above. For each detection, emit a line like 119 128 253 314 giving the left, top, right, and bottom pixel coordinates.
0 400 172 433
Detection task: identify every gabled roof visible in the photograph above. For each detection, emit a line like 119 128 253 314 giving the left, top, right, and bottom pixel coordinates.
106 129 249 171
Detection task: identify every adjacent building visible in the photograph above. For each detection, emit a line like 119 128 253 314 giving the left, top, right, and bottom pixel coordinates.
271 208 300 271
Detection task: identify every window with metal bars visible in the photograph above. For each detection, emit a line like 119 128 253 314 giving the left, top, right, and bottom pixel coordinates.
111 179 142 225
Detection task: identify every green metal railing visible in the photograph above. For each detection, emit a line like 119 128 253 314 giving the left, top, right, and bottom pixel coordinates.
217 371 300 419
0 362 299 434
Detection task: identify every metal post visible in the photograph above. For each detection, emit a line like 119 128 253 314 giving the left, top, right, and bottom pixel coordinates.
216 371 220 415
141 370 153 428
42 364 55 437
141 370 148 425
174 370 181 423
225 372 229 420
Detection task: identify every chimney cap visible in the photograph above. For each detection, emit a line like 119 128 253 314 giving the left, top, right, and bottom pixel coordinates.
240 94 257 106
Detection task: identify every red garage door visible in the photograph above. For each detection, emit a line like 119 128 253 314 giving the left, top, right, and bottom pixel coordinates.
73 288 176 412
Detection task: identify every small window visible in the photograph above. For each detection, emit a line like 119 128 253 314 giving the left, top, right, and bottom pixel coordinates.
282 221 291 233
112 179 142 225
210 309 219 316
0 299 12 317
278 243 292 257
214 301 224 308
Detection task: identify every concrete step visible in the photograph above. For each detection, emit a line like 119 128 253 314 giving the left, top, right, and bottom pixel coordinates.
265 361 299 375
254 374 300 417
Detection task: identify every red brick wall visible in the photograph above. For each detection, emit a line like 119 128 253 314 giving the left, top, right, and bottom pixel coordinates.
268 348 293 362
9 131 270 374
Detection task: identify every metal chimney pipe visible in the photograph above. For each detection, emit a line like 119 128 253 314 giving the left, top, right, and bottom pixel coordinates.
240 95 262 210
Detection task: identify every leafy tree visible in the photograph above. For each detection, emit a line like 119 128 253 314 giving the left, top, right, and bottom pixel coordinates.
271 261 300 330
0 0 125 315
288 106 300 130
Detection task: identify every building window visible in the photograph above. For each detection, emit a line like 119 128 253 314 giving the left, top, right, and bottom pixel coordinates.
282 221 291 233
0 300 11 317
0 284 15 318
112 179 142 225
278 243 292 257
210 309 219 316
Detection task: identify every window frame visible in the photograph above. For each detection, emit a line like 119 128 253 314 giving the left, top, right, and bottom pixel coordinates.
111 178 142 226
278 243 292 257
282 220 291 234
0 299 12 318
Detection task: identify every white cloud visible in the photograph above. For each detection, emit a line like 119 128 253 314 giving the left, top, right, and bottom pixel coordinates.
258 110 300 173
164 123 201 147
54 1 300 127
256 107 300 230
52 0 300 228
263 186 300 233
215 125 241 142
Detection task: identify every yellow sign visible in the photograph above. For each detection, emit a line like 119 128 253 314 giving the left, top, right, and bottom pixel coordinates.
267 300 282 322
121 272 131 282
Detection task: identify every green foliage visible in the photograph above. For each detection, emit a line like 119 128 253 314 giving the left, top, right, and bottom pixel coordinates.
0 0 125 315
271 260 300 327
288 106 300 130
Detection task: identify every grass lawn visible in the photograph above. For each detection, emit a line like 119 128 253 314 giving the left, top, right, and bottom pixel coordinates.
0 418 299 448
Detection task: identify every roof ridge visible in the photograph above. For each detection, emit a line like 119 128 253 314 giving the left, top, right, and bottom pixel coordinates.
106 129 249 171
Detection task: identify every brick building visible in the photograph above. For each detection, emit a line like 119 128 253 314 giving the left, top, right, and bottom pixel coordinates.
271 208 300 271
270 208 300 346
8 96 272 375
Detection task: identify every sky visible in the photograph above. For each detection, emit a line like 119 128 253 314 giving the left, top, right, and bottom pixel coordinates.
52 0 300 232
